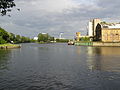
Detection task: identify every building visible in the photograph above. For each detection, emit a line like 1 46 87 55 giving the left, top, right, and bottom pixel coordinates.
33 37 38 40
94 22 120 42
88 19 102 37
93 19 102 36
88 19 120 42
102 28 120 42
88 20 93 36
76 32 81 41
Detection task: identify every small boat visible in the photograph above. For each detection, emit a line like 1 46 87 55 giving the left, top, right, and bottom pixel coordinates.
68 41 74 45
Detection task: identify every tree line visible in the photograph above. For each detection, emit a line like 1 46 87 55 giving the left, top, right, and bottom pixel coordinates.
37 33 70 43
37 33 54 43
0 27 34 44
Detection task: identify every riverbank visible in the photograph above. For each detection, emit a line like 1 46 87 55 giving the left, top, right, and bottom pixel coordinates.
75 41 120 47
0 44 21 49
75 41 92 46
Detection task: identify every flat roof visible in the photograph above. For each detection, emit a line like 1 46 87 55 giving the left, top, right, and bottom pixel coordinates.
102 28 120 30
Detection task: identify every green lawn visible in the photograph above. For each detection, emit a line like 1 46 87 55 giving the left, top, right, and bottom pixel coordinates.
0 43 19 47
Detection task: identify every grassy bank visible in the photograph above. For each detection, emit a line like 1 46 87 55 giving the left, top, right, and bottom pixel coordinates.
0 43 21 49
74 41 93 46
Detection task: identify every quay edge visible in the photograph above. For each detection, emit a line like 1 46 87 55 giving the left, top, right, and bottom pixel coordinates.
75 42 120 47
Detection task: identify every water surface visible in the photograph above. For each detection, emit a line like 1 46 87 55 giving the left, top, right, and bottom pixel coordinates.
0 43 120 90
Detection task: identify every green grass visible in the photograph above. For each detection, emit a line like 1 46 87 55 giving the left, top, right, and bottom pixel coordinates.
0 43 19 47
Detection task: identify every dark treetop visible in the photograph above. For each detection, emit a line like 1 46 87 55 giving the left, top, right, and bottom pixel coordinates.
0 0 15 15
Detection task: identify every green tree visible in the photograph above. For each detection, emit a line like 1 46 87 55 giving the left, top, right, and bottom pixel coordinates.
0 27 9 42
56 39 69 43
0 36 6 44
50 37 54 41
38 33 48 42
0 0 16 15
9 33 15 42
38 33 54 42
15 35 21 43
80 37 90 41
21 36 31 43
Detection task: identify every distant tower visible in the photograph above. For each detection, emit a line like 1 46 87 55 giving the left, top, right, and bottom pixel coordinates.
59 32 63 39
76 32 81 41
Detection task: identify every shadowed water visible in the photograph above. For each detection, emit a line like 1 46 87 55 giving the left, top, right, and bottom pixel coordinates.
0 43 120 90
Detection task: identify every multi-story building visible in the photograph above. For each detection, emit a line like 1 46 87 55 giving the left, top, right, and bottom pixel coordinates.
94 22 120 42
102 28 120 42
88 19 120 42
88 19 102 37
93 19 102 36
88 20 93 36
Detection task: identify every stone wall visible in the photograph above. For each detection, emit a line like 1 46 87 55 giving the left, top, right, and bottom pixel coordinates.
93 42 120 46
102 28 120 42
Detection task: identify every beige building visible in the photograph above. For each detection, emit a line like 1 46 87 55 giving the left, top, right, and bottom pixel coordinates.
102 28 120 42
76 32 81 41
87 18 120 42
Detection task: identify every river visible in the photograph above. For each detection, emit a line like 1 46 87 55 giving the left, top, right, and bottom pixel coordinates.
0 43 120 90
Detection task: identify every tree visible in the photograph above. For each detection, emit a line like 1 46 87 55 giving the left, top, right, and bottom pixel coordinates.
0 0 16 15
0 27 9 42
21 36 30 43
56 39 69 43
9 33 15 42
50 37 54 41
0 36 6 44
38 33 48 42
15 35 21 43
38 33 54 42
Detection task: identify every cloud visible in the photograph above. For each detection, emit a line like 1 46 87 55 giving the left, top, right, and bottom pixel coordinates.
0 0 120 38
16 0 79 13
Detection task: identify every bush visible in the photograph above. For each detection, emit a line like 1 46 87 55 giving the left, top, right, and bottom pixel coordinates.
56 39 69 43
80 37 90 41
0 36 7 44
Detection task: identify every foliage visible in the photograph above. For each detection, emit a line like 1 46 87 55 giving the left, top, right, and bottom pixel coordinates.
9 33 15 41
56 39 69 43
0 27 9 42
0 36 6 44
49 37 54 41
38 33 54 42
80 37 90 41
0 27 35 44
0 0 16 15
14 35 32 43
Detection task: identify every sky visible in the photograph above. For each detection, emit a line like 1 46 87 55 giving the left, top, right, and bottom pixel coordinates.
0 0 120 38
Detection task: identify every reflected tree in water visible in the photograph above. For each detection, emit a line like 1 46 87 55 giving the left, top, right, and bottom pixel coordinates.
0 50 11 70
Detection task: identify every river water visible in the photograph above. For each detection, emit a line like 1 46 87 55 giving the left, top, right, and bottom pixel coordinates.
0 43 120 90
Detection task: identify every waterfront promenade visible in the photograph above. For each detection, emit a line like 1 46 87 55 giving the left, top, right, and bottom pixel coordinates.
75 41 120 47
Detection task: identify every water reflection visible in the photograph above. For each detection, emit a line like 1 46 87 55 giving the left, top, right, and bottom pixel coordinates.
0 49 11 70
87 47 120 72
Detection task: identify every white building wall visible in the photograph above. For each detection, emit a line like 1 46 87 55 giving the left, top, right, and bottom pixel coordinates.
33 37 38 40
88 21 93 36
108 24 120 28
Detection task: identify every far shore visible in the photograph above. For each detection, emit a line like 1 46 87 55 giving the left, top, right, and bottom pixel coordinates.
0 43 21 49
